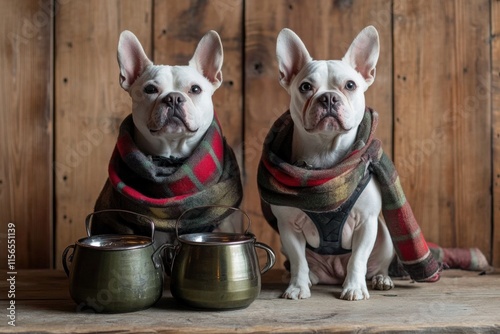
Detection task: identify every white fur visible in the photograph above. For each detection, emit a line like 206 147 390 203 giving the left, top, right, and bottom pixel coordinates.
117 30 223 159
274 26 395 301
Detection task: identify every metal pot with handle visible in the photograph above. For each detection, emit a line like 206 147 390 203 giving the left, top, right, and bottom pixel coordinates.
165 206 276 310
62 210 165 313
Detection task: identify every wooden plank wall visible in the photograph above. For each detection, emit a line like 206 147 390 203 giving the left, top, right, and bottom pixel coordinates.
492 0 500 268
0 0 53 268
393 0 492 261
54 0 153 266
1 0 498 269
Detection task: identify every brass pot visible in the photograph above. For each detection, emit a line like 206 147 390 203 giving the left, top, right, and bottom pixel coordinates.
62 210 165 313
168 206 276 310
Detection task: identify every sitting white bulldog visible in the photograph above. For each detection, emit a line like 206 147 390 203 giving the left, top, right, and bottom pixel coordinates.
93 30 242 244
258 26 440 301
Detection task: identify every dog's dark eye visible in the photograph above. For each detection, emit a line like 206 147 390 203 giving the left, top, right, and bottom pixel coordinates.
345 80 357 91
190 85 202 94
299 82 313 93
144 84 158 94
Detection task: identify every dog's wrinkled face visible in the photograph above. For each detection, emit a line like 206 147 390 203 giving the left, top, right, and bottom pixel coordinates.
277 27 379 137
289 60 368 133
129 65 216 137
117 30 223 157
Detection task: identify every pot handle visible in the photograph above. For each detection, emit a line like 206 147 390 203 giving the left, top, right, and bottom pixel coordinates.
62 244 75 277
254 242 276 275
85 209 155 241
175 205 252 238
151 243 177 271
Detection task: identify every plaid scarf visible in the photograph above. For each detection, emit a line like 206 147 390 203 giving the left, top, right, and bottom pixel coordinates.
258 108 441 282
94 114 242 233
390 242 490 278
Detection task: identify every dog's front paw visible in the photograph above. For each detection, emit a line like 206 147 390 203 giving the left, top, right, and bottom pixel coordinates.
340 282 370 301
282 280 311 300
371 274 394 291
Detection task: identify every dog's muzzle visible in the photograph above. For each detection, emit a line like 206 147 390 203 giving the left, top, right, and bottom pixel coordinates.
150 92 196 133
162 92 187 125
163 92 186 110
304 92 349 132
319 92 341 116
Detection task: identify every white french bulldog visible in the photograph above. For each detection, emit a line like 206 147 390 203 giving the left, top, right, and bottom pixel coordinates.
93 30 242 242
118 30 222 160
272 26 395 300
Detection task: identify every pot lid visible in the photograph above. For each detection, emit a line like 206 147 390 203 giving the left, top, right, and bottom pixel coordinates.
77 234 152 250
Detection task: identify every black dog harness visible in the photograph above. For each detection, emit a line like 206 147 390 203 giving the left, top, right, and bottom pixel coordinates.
304 171 372 255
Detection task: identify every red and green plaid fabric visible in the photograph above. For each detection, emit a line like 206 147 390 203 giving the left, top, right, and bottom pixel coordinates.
427 242 490 272
94 114 242 233
390 242 490 277
258 108 441 282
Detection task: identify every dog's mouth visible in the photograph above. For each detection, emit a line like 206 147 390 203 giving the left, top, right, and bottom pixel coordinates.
302 91 351 132
149 107 198 134
324 111 349 126
305 107 350 133
149 92 199 134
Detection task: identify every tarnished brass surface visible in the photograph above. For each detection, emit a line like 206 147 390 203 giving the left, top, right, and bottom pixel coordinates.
62 210 165 313
65 242 164 313
170 232 275 310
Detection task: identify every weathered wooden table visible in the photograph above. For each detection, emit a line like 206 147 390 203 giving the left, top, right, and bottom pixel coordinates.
1 269 499 333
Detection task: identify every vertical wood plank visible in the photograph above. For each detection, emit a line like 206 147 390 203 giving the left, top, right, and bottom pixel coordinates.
153 0 244 168
393 0 492 260
244 0 393 268
492 0 500 267
0 0 53 268
55 0 152 266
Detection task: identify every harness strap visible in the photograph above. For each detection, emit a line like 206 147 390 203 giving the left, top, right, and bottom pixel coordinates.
304 170 372 255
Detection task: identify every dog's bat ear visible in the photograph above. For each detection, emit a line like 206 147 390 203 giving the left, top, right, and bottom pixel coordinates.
276 28 312 90
189 30 224 90
342 26 380 88
117 30 152 91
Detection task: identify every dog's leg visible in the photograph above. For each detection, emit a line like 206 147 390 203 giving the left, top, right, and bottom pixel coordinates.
369 218 395 291
279 221 312 299
340 214 378 301
273 207 312 299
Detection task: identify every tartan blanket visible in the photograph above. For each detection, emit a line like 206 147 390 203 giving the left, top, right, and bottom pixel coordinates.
258 108 441 282
93 114 242 234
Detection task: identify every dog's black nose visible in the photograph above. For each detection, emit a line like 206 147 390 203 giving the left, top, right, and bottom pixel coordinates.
319 92 339 109
319 93 340 117
163 92 186 108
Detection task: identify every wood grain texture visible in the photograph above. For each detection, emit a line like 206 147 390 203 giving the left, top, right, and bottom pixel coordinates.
1 269 499 333
492 0 500 267
0 0 53 268
393 0 492 260
54 0 152 267
243 0 393 269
